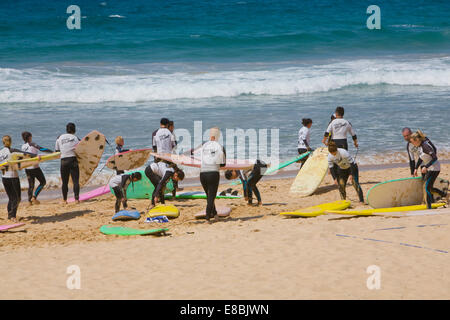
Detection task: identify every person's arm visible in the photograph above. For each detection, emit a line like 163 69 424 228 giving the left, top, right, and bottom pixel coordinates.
154 171 173 199
348 122 358 148
328 157 338 181
219 146 226 168
406 143 415 176
323 123 333 146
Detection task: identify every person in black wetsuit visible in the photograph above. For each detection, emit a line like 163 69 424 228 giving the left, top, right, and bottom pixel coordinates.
109 172 142 212
144 161 184 207
21 131 53 205
1 135 37 221
410 130 446 209
55 122 81 204
224 160 268 206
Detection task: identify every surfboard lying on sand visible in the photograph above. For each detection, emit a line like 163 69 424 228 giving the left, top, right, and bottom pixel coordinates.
280 200 351 217
68 185 110 203
150 152 254 170
289 147 329 197
325 202 446 216
147 204 179 219
108 169 174 199
0 223 25 232
264 152 311 176
106 148 152 171
100 225 168 236
112 210 141 221
74 130 106 187
367 177 449 208
195 206 232 219
0 152 60 171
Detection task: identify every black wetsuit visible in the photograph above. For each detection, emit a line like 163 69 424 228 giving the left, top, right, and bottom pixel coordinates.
144 162 175 205
239 160 268 204
109 174 132 212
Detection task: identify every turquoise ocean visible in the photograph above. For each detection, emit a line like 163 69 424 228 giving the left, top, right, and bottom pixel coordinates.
1 0 449 189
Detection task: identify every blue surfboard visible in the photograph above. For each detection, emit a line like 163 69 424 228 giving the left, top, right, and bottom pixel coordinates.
112 210 141 221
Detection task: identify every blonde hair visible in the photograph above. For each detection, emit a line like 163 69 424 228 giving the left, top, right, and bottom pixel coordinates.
115 136 124 145
2 135 11 148
410 130 426 142
209 127 220 140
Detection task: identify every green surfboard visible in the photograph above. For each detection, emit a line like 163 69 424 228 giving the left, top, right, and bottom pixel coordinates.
165 191 241 199
109 169 174 199
100 225 168 236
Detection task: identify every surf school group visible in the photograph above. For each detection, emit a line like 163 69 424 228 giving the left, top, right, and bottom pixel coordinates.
0 105 447 223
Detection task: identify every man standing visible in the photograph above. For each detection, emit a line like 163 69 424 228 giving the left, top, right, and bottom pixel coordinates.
322 106 358 150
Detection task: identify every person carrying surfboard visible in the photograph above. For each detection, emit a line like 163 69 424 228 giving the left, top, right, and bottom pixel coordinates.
190 127 226 221
55 122 81 204
144 161 185 207
327 141 364 203
297 118 313 166
224 160 268 206
109 172 142 213
410 130 446 209
322 106 358 150
21 131 53 205
0 135 37 222
114 136 130 175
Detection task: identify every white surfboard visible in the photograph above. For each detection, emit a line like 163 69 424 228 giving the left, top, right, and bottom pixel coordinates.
367 177 449 209
289 147 329 197
74 130 106 187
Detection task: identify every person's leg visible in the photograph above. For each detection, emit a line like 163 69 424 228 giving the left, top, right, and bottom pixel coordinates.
70 158 80 201
337 168 350 200
8 178 21 219
33 168 46 201
112 187 123 212
3 178 14 219
208 172 220 218
145 166 161 205
60 159 70 201
424 171 439 209
350 164 364 202
25 169 35 203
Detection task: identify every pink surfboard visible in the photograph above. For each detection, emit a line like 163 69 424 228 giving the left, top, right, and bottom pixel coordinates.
195 206 232 219
151 152 254 170
0 223 25 231
67 185 110 203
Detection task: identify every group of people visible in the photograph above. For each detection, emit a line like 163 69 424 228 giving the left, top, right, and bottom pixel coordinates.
0 106 446 222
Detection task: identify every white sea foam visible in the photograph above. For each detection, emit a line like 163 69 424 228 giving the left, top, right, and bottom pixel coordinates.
0 57 449 103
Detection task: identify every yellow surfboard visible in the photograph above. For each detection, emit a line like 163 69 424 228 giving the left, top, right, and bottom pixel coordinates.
289 147 329 197
0 152 61 171
325 202 446 216
280 200 351 217
146 204 180 219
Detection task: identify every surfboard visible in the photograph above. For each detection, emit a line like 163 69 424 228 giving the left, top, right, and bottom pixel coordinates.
108 169 174 199
112 210 141 221
0 152 61 171
67 185 110 203
106 148 152 171
264 152 311 176
147 204 179 219
326 202 446 216
280 200 351 217
195 206 232 219
165 191 241 200
367 177 449 208
74 130 106 187
0 223 25 232
100 225 168 236
289 147 329 196
150 152 254 170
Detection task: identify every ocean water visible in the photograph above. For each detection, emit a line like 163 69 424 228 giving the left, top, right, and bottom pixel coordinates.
1 0 449 189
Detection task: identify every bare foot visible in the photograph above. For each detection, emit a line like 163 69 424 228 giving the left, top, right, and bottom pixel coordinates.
32 197 40 205
9 217 18 223
257 201 263 206
61 200 68 205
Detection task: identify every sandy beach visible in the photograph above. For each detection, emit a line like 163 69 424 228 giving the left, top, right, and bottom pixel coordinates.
1 164 449 299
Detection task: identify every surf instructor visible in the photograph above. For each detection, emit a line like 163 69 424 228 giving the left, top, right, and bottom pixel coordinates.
322 106 358 150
